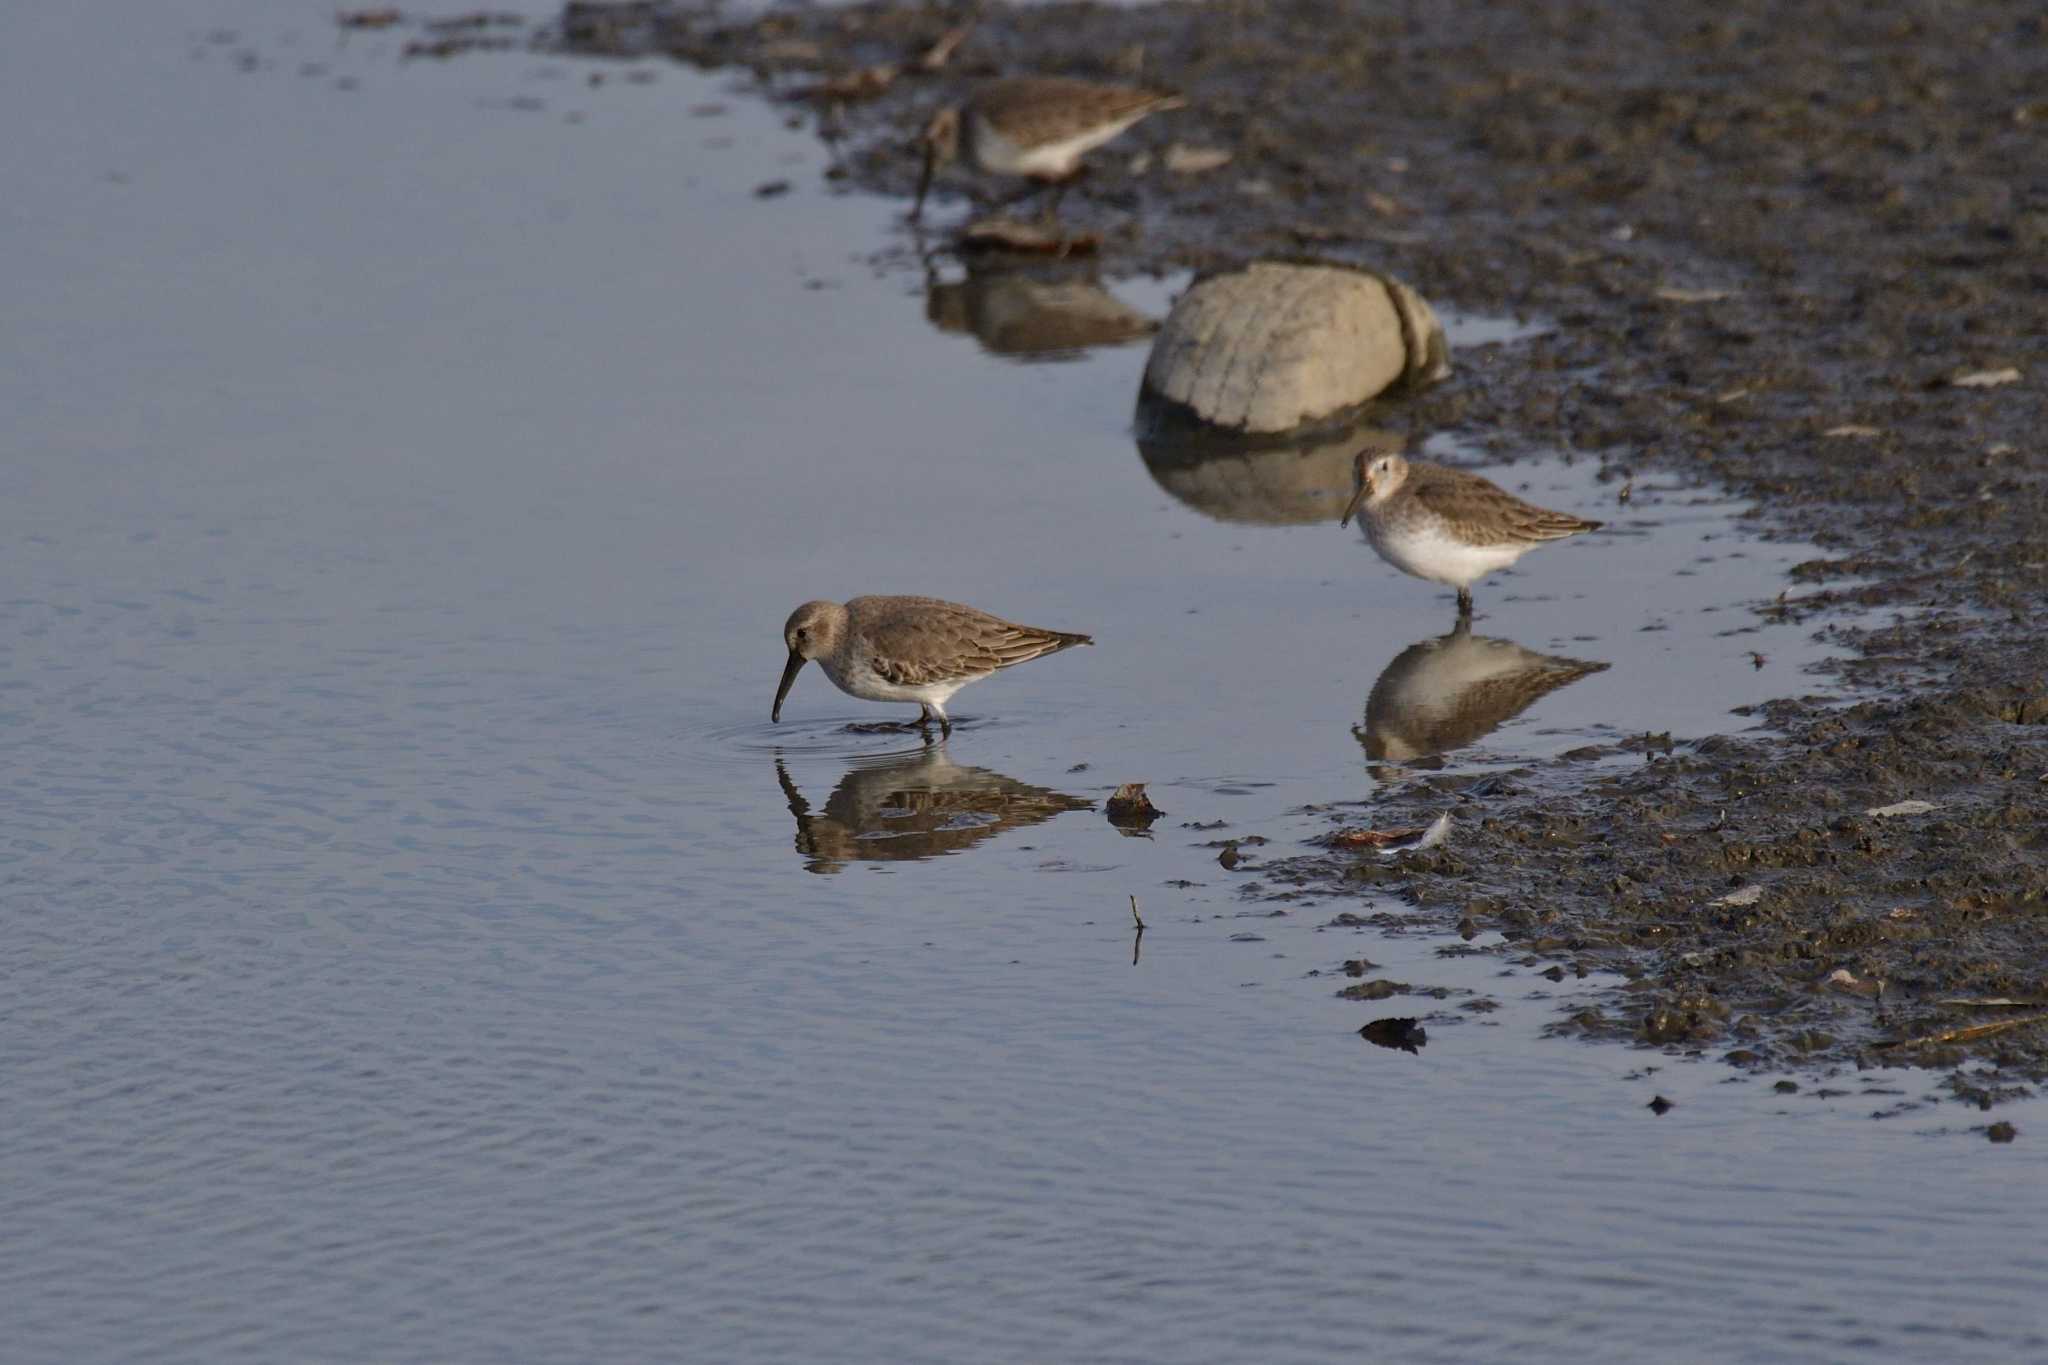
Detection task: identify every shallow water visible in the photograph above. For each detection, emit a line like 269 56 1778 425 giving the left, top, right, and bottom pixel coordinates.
2 5 2043 1361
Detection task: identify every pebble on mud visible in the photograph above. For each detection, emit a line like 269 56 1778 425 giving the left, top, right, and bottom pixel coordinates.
1163 143 1233 175
1865 799 1937 818
1986 1122 2018 1143
1646 1095 1674 1115
1137 260 1449 435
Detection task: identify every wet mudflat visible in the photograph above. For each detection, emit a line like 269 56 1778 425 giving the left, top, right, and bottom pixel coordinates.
2 2 2044 1361
591 0 2048 1091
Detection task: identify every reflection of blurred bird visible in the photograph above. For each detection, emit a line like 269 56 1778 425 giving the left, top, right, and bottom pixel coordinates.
1359 624 1608 764
912 77 1186 221
776 749 1094 874
1136 422 1403 527
926 268 1155 358
1341 451 1603 618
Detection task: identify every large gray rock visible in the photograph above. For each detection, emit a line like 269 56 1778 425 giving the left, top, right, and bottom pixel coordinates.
1138 261 1449 434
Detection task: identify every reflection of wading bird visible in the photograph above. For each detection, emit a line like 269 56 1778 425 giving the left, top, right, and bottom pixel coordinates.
926 266 1156 358
1359 624 1609 765
775 750 1093 874
911 77 1186 222
1340 451 1603 619
772 596 1093 736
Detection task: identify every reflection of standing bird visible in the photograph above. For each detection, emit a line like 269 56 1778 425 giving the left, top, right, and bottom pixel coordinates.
775 750 1093 874
772 596 1092 735
1360 625 1608 764
925 268 1156 358
1340 452 1602 618
911 77 1186 222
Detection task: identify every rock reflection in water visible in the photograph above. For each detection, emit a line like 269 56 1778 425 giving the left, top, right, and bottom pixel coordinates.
776 746 1095 873
925 261 1156 360
1134 413 1405 526
1358 624 1609 766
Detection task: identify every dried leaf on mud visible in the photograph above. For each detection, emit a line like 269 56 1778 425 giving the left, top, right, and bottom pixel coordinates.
1326 811 1451 856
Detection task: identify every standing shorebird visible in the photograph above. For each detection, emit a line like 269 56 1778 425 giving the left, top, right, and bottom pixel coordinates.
1339 451 1603 618
771 595 1093 735
910 77 1186 222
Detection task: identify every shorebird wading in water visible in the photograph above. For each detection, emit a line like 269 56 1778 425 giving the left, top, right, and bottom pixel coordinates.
772 596 1093 735
911 77 1186 222
1339 451 1603 618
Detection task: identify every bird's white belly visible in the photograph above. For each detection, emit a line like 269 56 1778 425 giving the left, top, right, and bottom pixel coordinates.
824 655 971 707
1369 520 1526 588
969 113 1145 178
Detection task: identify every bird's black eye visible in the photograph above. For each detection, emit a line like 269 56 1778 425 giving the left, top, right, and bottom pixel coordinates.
795 628 808 642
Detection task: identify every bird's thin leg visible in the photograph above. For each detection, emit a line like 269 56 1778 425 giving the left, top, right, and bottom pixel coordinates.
995 179 1049 215
1042 167 1087 223
911 704 934 735
1040 180 1066 224
1456 588 1474 620
932 703 952 739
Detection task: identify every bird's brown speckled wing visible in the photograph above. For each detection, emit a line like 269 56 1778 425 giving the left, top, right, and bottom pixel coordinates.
1408 463 1604 546
971 78 1184 149
849 596 1092 686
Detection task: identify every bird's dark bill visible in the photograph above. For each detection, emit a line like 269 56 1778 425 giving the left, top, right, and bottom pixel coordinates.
771 650 805 722
910 143 936 220
1339 481 1371 528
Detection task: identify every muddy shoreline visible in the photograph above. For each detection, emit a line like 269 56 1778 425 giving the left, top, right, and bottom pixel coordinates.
531 1 2048 1095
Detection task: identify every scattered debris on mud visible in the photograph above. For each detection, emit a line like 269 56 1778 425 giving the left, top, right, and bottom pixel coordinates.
375 1 2047 1099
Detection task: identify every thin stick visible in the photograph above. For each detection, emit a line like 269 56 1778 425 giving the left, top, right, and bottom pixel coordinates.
1872 1012 2048 1052
1129 895 1146 930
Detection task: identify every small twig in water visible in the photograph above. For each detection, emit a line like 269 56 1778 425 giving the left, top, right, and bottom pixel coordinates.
1129 895 1146 931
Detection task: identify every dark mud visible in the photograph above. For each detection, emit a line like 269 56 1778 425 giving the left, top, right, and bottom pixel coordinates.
520 2 2043 1093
